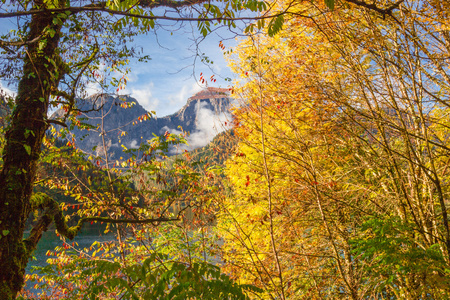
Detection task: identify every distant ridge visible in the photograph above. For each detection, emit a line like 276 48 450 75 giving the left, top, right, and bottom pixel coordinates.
50 87 233 159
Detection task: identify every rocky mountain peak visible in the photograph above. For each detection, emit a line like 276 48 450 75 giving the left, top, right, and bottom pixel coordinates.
50 88 233 159
170 87 230 121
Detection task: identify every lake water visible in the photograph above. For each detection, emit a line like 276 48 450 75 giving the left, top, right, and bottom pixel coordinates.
24 225 115 293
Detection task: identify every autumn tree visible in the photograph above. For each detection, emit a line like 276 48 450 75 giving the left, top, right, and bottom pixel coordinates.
0 0 420 297
219 0 450 298
0 0 275 298
21 112 256 299
219 17 369 299
320 1 450 297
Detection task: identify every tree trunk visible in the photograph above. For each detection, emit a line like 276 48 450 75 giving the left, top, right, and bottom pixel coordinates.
0 4 63 298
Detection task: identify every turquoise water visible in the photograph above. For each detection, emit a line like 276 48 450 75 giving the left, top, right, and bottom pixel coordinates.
24 225 115 293
27 225 114 269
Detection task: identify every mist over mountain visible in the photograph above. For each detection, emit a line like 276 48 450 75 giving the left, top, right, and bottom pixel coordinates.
50 87 233 159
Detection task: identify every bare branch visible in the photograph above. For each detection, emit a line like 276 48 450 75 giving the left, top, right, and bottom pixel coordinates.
0 5 285 23
0 35 43 54
46 118 68 128
24 192 179 251
343 0 405 16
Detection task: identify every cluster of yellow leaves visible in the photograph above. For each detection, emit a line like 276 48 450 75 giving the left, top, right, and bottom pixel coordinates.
218 0 450 299
218 17 360 300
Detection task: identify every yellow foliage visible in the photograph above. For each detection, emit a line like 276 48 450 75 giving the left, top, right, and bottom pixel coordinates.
217 0 450 298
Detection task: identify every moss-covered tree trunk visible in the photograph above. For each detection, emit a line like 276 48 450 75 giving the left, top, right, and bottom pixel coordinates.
0 3 63 298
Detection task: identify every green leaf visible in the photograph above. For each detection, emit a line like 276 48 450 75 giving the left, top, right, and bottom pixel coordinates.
23 144 31 156
324 0 335 10
52 17 63 26
267 15 284 37
2 230 9 236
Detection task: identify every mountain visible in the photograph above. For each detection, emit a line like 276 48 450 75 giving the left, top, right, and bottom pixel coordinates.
50 87 233 159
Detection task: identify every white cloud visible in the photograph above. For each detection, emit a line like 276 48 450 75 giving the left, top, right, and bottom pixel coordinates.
129 139 138 148
83 81 102 96
161 125 182 135
0 81 16 98
167 83 203 109
187 101 231 147
80 64 113 97
124 82 160 113
165 101 232 153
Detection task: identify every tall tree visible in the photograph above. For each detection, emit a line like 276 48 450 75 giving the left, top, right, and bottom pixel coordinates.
219 0 450 298
23 120 256 299
0 0 269 298
219 16 368 298
0 0 417 297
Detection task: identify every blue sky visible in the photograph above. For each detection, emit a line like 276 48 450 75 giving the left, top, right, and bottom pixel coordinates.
118 24 239 117
0 14 244 117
